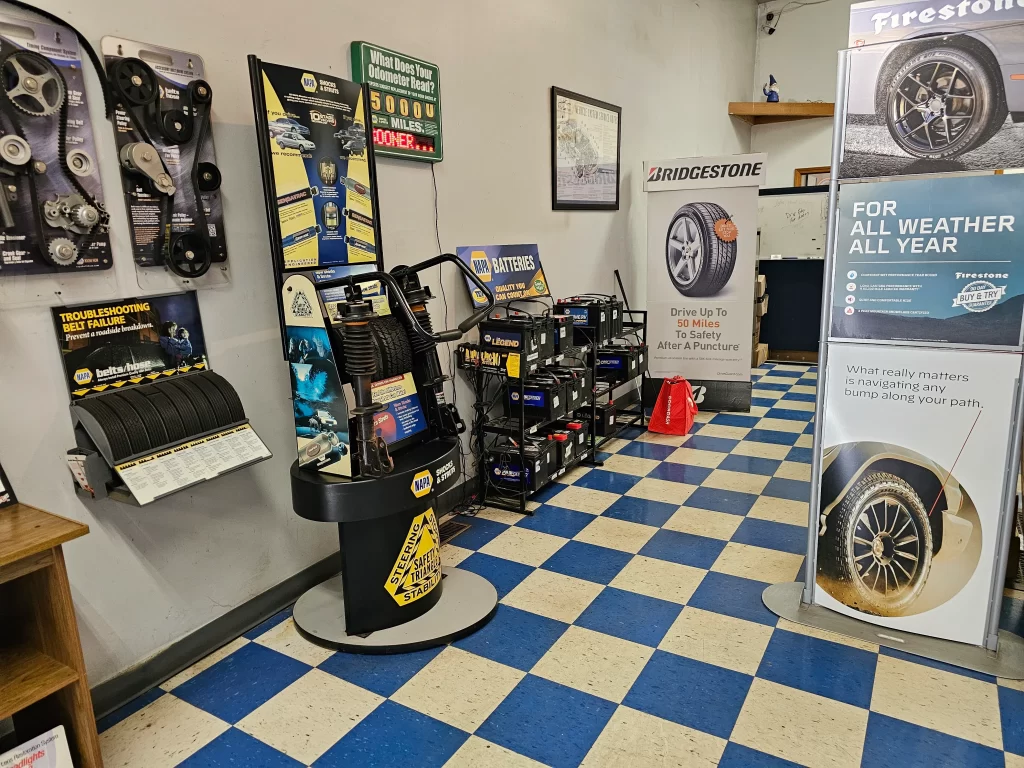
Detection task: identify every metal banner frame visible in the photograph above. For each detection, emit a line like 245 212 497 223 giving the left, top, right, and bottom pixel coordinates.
765 48 1024 675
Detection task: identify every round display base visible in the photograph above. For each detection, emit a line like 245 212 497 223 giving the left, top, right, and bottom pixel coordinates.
293 568 498 654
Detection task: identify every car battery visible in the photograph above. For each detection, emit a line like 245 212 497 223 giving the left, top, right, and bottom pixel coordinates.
556 418 590 454
596 344 648 384
593 401 618 436
528 435 558 477
545 366 591 410
505 376 566 422
580 294 624 337
549 430 577 469
486 442 551 494
479 315 550 364
551 313 573 353
556 297 611 345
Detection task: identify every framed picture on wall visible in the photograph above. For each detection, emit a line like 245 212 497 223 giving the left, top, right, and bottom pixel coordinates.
551 87 622 211
0 459 17 508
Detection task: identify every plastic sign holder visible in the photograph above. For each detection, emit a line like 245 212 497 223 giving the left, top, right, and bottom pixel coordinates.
762 45 1024 678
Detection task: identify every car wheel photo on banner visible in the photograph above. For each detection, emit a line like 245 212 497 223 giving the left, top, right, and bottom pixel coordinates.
643 154 765 411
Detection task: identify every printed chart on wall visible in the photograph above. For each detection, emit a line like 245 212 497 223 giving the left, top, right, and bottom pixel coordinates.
52 293 208 398
831 174 1024 348
842 2 1024 179
644 154 765 404
817 343 1019 645
457 244 549 308
255 61 377 275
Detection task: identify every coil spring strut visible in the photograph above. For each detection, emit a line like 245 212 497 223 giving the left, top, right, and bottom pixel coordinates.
408 304 436 354
342 319 376 376
343 311 393 476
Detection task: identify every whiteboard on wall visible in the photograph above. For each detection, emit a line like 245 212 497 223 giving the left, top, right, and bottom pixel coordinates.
757 190 828 260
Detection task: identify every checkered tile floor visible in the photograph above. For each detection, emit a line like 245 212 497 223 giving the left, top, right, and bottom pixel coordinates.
97 362 1024 767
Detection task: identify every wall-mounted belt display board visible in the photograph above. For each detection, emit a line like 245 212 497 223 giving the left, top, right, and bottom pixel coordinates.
642 154 764 411
57 292 270 505
763 1 1024 677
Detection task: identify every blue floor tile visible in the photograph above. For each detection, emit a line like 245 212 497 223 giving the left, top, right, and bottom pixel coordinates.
575 587 682 647
603 495 679 527
781 391 816 402
457 552 534 599
688 571 778 627
647 462 714 486
718 453 781 476
719 743 802 767
97 687 165 733
745 429 799 446
1002 596 1024 637
878 646 996 684
616 440 677 461
640 528 726 569
762 477 811 502
861 712 1004 768
180 728 303 767
454 604 568 672
244 607 292 640
684 434 740 453
765 408 813 422
711 413 761 428
623 651 751 739
542 540 633 584
573 469 640 494
318 645 443 697
1002 686 1024 755
476 676 616 768
528 482 566 503
758 362 776 369
751 397 778 408
757 629 877 708
450 516 511 549
804 421 815 434
732 517 806 555
684 486 759 515
786 446 813 464
596 451 613 462
618 426 646 440
172 643 310 723
517 504 594 539
314 701 467 768
753 381 790 391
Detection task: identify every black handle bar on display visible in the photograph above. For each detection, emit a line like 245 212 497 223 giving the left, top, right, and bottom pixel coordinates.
312 253 494 344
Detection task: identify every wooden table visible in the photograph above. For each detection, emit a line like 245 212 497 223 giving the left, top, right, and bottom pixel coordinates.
0 503 102 767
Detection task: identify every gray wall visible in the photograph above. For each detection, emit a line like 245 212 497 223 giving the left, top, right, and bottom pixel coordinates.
0 0 756 685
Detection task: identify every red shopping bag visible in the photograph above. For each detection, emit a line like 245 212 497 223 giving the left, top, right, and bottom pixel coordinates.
649 377 697 435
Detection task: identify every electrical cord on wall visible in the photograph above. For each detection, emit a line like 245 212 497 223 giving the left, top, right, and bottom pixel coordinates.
761 0 834 35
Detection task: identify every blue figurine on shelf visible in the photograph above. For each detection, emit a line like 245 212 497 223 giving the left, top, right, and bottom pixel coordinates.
763 74 780 103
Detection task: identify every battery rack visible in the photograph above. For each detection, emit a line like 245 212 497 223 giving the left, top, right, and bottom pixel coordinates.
458 295 648 515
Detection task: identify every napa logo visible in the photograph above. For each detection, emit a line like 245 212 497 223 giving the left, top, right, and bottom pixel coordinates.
74 368 93 385
411 469 433 498
470 250 492 282
473 288 487 304
300 73 318 92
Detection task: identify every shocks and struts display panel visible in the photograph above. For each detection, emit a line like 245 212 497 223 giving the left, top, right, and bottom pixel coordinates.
102 38 228 288
0 15 111 278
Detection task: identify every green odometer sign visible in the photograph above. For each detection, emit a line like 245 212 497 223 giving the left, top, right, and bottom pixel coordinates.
351 42 442 163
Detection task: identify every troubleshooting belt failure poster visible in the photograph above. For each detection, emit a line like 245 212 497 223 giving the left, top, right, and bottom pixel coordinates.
831 174 1024 349
257 61 377 272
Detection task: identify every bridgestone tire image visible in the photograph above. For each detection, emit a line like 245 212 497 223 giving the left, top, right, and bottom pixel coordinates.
146 390 189 443
78 397 133 462
192 374 234 427
201 371 246 423
370 315 414 379
152 381 204 437
103 393 153 457
121 389 170 448
818 471 933 617
168 378 218 432
885 45 1005 160
665 202 737 297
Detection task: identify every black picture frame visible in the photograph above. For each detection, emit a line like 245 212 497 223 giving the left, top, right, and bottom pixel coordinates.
550 87 622 211
0 459 16 508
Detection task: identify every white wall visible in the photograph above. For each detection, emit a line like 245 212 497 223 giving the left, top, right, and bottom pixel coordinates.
0 0 756 686
751 0 858 187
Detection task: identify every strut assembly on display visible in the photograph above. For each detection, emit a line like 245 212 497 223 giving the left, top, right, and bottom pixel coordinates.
103 38 227 281
0 15 111 274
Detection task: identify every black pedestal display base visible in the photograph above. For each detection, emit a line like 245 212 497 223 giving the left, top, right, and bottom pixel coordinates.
293 568 498 653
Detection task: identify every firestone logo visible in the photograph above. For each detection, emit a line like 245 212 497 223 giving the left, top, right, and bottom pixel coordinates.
869 1 1024 36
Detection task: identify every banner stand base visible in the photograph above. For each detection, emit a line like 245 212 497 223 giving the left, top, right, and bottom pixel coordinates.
764 582 1024 679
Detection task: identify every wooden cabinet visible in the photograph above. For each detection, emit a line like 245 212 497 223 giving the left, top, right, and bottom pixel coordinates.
0 504 102 767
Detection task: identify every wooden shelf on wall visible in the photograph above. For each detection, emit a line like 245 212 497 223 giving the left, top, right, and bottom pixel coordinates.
728 102 834 125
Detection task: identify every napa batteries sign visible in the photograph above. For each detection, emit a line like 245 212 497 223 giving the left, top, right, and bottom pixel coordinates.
830 174 1024 349
644 154 764 408
457 244 550 308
